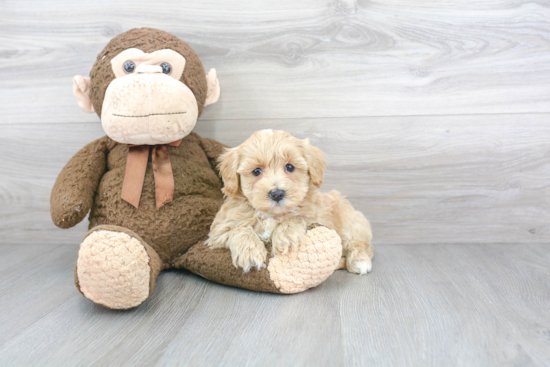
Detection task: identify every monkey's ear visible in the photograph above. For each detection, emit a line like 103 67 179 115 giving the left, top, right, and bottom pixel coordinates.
204 68 220 107
73 76 95 113
303 139 326 188
218 147 240 196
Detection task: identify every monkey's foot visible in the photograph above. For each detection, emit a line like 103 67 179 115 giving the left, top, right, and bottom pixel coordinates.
267 226 342 294
75 225 162 310
179 226 342 294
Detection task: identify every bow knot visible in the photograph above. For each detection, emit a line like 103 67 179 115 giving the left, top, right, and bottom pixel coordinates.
121 139 182 210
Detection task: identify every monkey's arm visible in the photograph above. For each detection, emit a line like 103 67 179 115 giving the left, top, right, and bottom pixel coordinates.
50 136 113 229
194 132 229 177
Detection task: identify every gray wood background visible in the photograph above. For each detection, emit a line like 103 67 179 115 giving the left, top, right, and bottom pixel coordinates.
1 0 549 246
1 243 549 367
1 0 550 366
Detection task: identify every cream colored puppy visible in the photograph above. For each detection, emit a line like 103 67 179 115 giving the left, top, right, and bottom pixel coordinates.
205 129 373 274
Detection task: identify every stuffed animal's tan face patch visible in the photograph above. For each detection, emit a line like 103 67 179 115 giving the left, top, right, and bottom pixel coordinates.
100 48 198 145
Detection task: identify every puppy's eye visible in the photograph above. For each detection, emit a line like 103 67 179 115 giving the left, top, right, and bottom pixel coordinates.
285 164 295 173
123 60 136 73
252 168 262 176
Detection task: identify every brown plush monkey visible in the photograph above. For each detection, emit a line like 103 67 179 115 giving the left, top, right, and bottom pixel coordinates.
51 28 341 310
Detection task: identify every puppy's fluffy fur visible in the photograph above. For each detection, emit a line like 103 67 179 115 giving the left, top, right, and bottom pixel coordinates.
206 129 373 274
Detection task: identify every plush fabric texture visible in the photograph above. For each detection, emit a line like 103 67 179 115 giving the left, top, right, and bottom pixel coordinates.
74 225 164 298
52 132 225 265
177 227 342 294
75 226 162 310
89 28 208 118
268 226 342 294
101 72 199 145
175 242 282 293
51 136 113 229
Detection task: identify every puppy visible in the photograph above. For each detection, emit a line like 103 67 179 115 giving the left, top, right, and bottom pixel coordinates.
205 129 373 274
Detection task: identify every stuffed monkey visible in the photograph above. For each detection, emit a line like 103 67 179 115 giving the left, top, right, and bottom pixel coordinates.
51 28 341 310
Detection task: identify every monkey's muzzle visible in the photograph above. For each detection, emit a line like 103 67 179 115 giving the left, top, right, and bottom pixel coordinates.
101 74 199 145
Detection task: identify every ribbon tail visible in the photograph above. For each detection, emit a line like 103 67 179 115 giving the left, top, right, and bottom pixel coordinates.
121 146 149 208
152 145 175 210
168 138 183 147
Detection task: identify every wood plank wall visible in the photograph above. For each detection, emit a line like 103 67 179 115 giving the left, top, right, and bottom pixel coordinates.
1 0 549 245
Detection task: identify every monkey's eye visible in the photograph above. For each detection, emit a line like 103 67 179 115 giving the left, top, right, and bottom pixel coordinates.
285 164 295 173
252 168 262 177
123 60 136 74
160 63 172 75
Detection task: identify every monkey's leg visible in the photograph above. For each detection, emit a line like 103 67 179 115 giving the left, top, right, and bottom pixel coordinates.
175 226 342 294
74 225 162 310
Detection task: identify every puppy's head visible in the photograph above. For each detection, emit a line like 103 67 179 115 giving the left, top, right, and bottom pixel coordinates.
219 129 326 215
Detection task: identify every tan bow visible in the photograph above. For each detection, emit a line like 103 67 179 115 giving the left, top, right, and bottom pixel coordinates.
121 139 182 210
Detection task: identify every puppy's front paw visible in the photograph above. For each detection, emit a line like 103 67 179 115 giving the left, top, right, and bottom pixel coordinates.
272 222 306 255
230 239 268 272
272 237 292 256
346 249 373 275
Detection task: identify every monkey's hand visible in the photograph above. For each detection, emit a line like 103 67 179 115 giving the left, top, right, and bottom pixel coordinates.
272 219 307 256
50 136 112 229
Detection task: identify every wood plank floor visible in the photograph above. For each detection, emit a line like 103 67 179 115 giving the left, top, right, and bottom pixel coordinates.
0 243 548 366
1 0 550 365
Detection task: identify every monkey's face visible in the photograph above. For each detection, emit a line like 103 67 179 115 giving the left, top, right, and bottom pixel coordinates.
101 48 199 145
72 28 220 145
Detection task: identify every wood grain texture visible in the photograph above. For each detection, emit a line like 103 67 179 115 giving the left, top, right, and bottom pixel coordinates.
1 1 549 366
1 114 548 245
1 0 550 123
0 243 548 366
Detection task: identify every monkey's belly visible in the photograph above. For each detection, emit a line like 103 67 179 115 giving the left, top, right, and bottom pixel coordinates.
89 171 223 265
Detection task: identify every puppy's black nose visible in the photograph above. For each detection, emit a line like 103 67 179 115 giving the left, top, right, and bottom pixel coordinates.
268 189 286 203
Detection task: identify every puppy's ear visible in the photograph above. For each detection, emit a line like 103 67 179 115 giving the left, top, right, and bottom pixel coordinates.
218 147 240 196
303 139 326 188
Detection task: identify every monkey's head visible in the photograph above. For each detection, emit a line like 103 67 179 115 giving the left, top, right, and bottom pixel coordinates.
73 28 220 145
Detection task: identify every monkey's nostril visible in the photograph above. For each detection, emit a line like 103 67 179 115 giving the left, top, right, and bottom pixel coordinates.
268 189 286 203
